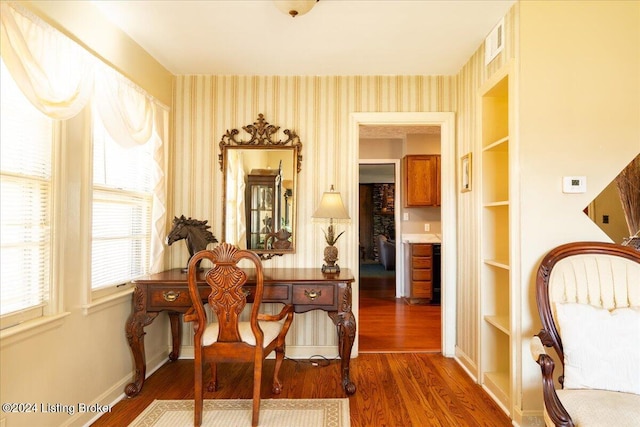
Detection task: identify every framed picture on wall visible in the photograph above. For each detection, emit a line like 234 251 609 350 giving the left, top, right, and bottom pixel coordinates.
460 153 472 193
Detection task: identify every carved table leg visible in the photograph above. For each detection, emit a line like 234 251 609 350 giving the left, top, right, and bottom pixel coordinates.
328 282 357 395
168 311 182 361
124 287 158 397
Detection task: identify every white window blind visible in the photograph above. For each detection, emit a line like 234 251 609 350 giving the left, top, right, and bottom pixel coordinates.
0 60 53 316
91 114 154 290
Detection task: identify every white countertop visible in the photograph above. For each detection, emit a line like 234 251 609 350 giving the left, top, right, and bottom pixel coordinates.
402 233 442 243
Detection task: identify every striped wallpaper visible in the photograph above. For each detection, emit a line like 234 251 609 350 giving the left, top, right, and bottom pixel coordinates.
171 75 455 353
170 4 517 358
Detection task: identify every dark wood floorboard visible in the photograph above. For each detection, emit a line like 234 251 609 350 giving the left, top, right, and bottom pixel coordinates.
92 354 511 427
94 265 502 426
359 267 441 352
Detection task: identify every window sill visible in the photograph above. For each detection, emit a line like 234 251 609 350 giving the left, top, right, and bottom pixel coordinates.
0 312 71 349
82 287 134 315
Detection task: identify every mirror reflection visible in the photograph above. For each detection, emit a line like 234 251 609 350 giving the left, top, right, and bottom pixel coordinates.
219 114 302 259
586 153 639 247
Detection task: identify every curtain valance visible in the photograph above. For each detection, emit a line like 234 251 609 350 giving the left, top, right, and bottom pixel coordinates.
0 2 95 119
0 2 168 273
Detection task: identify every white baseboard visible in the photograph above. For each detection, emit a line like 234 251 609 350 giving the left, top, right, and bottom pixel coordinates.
453 346 478 382
512 407 545 427
72 349 170 427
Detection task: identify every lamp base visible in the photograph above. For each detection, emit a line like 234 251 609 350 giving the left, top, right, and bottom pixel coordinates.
321 264 341 273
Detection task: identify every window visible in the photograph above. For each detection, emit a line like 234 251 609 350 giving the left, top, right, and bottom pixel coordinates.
91 113 154 291
0 60 54 320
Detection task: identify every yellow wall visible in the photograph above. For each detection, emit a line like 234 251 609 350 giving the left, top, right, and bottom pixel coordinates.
518 0 640 416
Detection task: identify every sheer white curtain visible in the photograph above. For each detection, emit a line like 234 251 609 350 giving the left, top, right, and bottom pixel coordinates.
0 2 95 119
150 103 168 272
0 2 167 274
94 66 154 147
226 150 247 248
93 67 167 273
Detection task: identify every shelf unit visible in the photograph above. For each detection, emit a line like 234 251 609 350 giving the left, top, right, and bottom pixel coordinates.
479 70 512 415
245 169 282 250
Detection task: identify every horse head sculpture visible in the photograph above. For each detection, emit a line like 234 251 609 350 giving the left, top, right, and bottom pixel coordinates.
167 215 218 271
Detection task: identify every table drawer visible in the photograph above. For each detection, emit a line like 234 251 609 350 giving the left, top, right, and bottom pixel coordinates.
148 287 205 309
252 284 291 303
292 283 335 306
147 284 291 309
411 281 433 298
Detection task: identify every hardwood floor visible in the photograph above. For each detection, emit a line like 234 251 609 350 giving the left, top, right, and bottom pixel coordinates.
95 266 509 426
359 265 441 352
92 354 510 427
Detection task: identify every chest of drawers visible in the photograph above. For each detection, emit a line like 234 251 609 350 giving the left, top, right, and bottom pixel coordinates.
405 243 434 303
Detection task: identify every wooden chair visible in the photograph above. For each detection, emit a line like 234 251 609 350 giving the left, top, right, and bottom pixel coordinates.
531 242 640 426
185 243 294 427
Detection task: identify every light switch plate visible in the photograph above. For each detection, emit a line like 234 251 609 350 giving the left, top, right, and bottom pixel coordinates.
563 176 587 193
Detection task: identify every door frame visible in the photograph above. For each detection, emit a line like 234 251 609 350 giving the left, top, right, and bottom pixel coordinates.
350 112 457 356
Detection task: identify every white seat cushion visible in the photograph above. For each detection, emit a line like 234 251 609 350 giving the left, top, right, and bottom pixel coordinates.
546 389 640 427
202 321 284 347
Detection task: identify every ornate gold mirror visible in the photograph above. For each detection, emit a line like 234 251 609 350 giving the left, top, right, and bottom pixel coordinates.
219 114 302 259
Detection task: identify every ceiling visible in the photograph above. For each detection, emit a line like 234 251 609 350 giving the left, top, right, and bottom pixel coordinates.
91 0 515 76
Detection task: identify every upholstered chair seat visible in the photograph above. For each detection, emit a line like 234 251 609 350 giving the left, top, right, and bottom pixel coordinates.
202 320 286 347
549 389 640 427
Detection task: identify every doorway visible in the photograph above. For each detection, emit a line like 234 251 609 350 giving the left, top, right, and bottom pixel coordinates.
358 160 442 352
350 112 457 356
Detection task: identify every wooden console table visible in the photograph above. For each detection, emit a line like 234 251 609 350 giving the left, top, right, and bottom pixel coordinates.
125 268 356 397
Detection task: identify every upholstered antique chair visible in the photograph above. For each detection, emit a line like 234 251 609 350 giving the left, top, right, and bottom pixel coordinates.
185 243 294 427
531 242 640 427
377 234 396 270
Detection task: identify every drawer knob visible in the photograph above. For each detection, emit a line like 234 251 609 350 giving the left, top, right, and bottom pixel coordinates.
304 289 322 301
162 291 180 302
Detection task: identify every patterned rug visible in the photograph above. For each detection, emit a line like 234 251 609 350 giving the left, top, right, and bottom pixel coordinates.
128 398 350 427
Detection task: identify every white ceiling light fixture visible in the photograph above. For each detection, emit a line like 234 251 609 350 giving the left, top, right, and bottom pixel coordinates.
273 0 318 18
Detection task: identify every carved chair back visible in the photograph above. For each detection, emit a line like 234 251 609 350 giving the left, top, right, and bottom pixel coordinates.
187 243 265 350
185 242 294 427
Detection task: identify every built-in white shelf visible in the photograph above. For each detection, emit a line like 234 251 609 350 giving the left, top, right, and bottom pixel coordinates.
484 315 510 335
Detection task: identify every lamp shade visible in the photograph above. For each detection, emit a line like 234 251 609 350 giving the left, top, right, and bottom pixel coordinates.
313 187 350 220
273 0 317 17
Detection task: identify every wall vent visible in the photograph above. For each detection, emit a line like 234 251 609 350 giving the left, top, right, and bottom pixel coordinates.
485 18 504 65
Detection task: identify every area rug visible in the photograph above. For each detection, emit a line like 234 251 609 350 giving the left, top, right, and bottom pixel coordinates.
128 398 350 427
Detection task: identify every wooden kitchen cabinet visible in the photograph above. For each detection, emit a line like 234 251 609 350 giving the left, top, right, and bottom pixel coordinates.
404 243 434 303
403 155 440 207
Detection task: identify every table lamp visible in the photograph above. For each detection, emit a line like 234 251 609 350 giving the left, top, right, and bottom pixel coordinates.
313 185 350 273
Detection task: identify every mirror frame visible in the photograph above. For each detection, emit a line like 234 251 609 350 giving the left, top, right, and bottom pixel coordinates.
219 114 302 259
